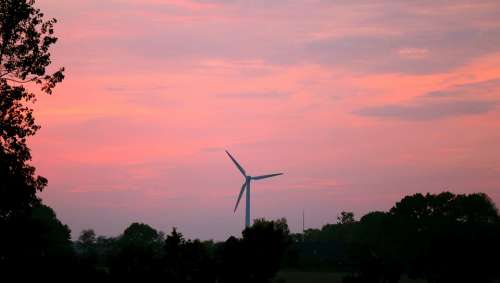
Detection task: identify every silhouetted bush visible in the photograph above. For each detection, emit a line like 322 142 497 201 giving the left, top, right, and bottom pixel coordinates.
108 222 164 280
218 218 292 283
0 204 75 280
163 228 216 283
333 192 500 283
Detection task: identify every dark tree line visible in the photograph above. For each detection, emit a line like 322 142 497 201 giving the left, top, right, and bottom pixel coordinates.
292 192 500 283
72 219 291 283
4 191 496 283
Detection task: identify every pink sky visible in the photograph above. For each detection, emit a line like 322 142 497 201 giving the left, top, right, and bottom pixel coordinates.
31 0 500 240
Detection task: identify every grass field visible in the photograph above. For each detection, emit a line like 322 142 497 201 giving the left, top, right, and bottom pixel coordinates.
275 271 428 283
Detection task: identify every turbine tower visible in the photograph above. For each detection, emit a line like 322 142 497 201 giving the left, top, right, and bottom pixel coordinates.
225 150 283 228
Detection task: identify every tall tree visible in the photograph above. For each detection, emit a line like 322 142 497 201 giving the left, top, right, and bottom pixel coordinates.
109 223 164 279
0 0 65 276
388 192 500 283
242 218 291 283
337 211 355 225
1 203 74 279
0 0 64 221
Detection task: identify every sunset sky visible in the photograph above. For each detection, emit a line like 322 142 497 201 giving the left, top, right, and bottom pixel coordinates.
32 0 500 240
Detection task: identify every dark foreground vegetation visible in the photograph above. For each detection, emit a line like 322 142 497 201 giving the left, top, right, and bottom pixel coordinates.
1 1 500 282
70 218 291 282
2 191 500 283
292 192 500 283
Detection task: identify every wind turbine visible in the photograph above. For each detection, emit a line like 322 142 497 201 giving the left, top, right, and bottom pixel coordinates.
225 150 283 228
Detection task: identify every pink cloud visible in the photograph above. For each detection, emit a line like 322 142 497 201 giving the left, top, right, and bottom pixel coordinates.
30 0 500 239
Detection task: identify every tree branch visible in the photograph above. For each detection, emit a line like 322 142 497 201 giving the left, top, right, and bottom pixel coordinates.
4 77 38 84
0 71 13 78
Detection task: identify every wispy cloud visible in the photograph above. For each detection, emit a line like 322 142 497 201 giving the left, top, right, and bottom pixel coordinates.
34 0 500 239
355 100 497 121
427 78 500 97
217 91 290 100
356 76 500 121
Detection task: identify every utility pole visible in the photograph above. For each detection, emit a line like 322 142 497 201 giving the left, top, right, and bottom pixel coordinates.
302 209 305 233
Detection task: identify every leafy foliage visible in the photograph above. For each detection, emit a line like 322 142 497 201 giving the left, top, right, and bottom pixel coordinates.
292 192 500 283
217 218 292 283
338 211 355 225
386 192 500 283
0 0 64 221
164 228 216 283
108 223 164 280
0 204 74 279
0 1 67 278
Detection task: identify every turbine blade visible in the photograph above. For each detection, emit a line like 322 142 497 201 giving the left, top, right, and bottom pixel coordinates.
252 173 283 180
226 150 246 176
234 181 247 212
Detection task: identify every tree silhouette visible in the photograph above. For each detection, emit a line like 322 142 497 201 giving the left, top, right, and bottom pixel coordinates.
164 228 216 283
75 229 101 276
242 218 291 283
164 227 185 281
0 0 64 221
78 229 97 246
1 204 74 279
338 211 355 225
216 219 292 283
335 192 500 283
284 192 500 283
0 0 65 275
217 236 246 283
388 192 500 283
109 223 164 280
